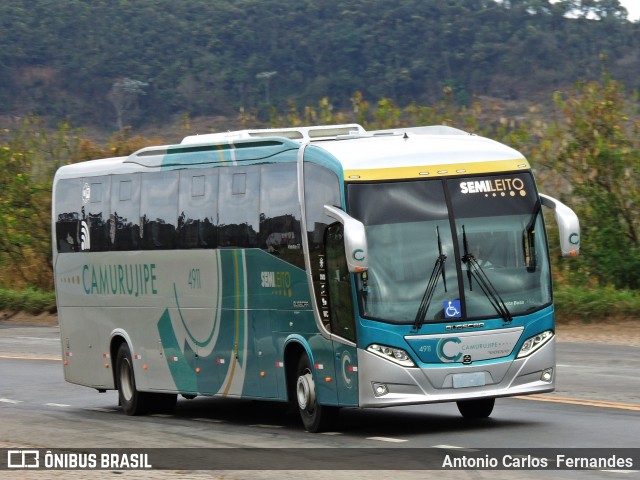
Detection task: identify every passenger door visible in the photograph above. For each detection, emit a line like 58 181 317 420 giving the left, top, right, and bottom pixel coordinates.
325 223 359 406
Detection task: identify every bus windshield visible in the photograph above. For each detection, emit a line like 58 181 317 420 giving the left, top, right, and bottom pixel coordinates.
347 173 551 324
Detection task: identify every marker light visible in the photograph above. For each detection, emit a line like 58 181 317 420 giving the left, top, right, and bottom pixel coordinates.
517 330 554 358
367 344 416 367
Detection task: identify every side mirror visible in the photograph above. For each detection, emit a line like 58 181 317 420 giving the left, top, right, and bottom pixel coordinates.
539 193 580 257
323 205 368 272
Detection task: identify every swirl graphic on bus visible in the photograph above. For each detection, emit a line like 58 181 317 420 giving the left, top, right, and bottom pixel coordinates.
80 220 91 251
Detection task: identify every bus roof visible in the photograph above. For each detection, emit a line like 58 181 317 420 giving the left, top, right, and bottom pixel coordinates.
54 124 529 181
314 127 528 181
180 124 528 180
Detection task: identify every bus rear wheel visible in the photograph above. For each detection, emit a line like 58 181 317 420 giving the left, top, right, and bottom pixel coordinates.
456 398 495 419
295 355 337 432
116 343 148 415
116 343 177 415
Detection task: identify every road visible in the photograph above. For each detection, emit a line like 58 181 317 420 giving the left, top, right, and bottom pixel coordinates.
0 324 638 479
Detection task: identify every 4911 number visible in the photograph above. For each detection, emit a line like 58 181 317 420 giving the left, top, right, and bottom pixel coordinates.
188 268 202 289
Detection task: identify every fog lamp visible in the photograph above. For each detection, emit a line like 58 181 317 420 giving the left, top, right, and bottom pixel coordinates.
373 383 389 397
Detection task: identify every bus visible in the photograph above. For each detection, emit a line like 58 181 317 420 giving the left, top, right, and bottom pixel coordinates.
52 123 579 432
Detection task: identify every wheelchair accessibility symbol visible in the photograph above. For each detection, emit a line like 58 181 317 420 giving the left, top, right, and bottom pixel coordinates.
444 300 461 318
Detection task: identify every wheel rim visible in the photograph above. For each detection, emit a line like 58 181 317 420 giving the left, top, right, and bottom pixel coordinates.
120 358 134 401
296 369 316 412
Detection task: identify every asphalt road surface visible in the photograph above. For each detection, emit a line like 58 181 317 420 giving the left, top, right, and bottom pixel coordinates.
0 324 638 479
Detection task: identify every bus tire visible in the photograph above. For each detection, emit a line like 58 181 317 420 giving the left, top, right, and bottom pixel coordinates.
295 355 338 432
456 398 495 419
116 343 150 415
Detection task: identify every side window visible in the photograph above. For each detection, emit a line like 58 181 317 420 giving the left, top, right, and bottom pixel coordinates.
140 171 178 249
55 178 82 253
218 168 260 247
259 163 303 269
303 161 341 331
325 223 356 342
83 176 111 251
178 170 218 248
110 174 141 251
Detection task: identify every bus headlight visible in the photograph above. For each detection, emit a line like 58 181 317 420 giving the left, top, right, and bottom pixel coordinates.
517 330 554 358
367 344 416 367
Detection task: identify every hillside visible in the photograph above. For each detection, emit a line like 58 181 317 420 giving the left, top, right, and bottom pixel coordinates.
1 0 639 131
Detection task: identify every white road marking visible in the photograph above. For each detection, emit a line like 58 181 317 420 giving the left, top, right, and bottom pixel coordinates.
367 436 408 443
45 403 70 407
432 444 480 452
84 407 117 413
600 470 640 474
320 432 343 435
192 418 223 423
249 424 284 429
13 336 59 342
0 398 22 404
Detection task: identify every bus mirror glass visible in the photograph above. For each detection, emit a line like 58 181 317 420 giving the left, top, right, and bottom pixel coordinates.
324 205 369 273
539 194 580 257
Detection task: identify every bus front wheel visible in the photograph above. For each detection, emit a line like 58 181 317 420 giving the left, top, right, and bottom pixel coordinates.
456 398 495 419
295 355 337 432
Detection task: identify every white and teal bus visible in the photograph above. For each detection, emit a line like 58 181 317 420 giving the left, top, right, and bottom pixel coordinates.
52 124 579 432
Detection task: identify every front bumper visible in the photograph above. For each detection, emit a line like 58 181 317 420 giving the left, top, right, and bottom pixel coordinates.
358 337 555 407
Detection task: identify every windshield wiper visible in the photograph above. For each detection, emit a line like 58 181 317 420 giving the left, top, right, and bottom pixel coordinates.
462 226 513 323
523 203 541 272
413 226 447 331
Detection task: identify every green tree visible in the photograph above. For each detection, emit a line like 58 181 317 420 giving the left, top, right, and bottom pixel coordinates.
0 118 167 291
546 73 640 288
0 118 84 289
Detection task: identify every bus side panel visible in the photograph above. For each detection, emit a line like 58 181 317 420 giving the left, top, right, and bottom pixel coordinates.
58 306 115 389
153 248 314 399
153 249 253 397
56 246 333 401
55 250 222 394
251 309 280 399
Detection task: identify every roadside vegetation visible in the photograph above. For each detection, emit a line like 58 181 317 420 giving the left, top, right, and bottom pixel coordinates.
554 286 640 321
0 287 56 314
1 71 639 320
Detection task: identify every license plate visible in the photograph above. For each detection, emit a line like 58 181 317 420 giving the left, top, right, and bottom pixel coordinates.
452 372 486 389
